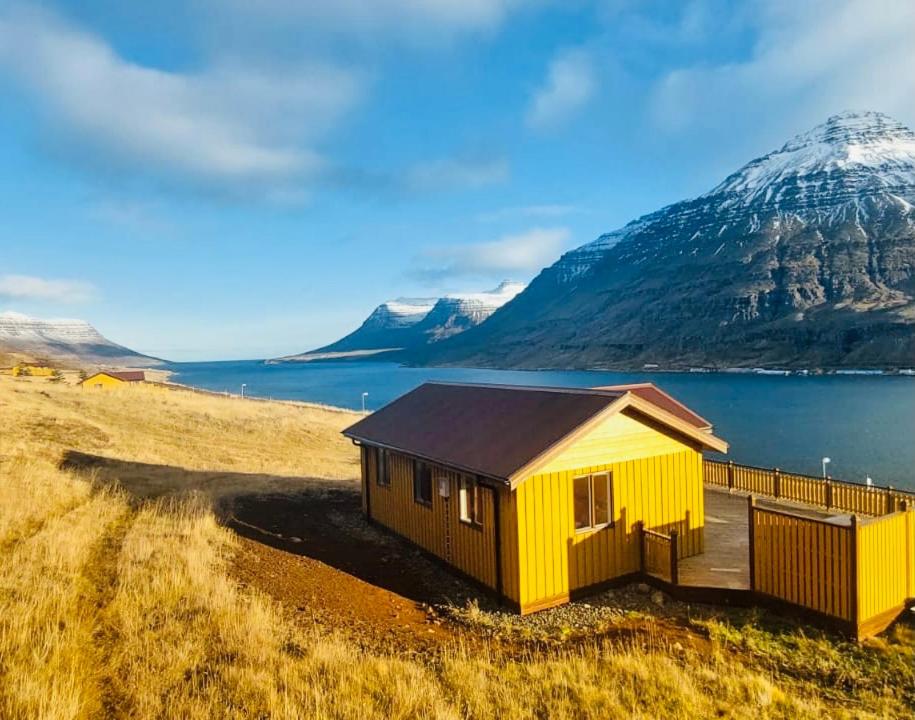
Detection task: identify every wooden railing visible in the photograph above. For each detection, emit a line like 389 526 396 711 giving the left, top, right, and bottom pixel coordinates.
749 497 915 638
705 459 915 517
639 525 678 585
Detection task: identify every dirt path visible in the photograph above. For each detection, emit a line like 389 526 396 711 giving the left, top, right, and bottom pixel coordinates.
227 487 716 658
228 486 478 655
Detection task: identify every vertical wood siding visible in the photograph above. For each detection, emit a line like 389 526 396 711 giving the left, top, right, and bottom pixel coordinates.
510 448 704 610
856 512 911 624
363 447 498 590
752 509 854 621
751 507 915 635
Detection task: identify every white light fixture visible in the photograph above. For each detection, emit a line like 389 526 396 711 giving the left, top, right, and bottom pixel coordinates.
241 383 247 398
821 456 831 478
361 391 369 413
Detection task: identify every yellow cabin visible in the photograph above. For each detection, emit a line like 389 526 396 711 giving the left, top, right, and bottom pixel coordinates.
80 370 146 389
12 364 55 377
343 382 728 613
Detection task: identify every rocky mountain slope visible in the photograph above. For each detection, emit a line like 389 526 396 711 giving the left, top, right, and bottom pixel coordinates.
422 112 915 370
276 281 524 361
0 311 163 367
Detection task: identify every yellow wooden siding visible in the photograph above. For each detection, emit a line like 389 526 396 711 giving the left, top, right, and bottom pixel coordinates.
81 373 126 389
856 512 910 623
752 509 854 621
511 448 704 610
13 366 55 377
535 410 696 475
909 510 915 601
364 447 498 589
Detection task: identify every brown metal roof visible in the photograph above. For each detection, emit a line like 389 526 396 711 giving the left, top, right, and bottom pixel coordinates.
343 382 624 481
592 383 711 430
84 370 146 383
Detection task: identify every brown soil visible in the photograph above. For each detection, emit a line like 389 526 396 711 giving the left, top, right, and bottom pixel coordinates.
227 486 714 658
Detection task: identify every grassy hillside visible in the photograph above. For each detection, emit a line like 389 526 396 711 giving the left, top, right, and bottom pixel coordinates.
0 375 912 719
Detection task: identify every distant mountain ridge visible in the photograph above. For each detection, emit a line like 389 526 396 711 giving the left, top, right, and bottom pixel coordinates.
275 281 524 362
0 311 163 367
420 111 915 370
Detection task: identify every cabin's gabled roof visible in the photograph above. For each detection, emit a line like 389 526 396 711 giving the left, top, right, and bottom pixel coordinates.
591 383 712 430
81 370 145 383
343 381 727 485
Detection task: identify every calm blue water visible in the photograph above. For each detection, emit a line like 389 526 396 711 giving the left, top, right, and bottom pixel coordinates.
168 360 915 490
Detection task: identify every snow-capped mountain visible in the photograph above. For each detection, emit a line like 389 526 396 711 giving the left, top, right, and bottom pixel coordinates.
275 281 525 360
425 112 915 370
411 281 525 342
0 311 162 367
360 298 438 330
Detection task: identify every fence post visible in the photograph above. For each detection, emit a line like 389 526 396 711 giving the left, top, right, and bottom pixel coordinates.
773 467 781 499
887 486 895 514
637 521 645 573
849 514 859 632
669 530 679 586
825 478 832 510
747 495 756 590
727 460 735 491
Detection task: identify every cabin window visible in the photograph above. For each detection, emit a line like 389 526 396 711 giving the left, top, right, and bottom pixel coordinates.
413 460 433 506
573 472 612 531
376 448 390 487
459 475 483 527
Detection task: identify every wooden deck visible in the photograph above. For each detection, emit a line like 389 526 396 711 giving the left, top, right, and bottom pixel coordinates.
678 488 857 590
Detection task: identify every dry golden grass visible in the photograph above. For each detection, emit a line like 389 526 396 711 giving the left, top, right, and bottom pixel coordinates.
0 375 911 719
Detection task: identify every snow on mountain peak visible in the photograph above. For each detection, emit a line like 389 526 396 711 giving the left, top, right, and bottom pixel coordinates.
445 280 525 305
710 111 915 207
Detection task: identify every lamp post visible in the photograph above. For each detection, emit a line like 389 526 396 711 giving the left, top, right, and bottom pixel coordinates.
866 476 873 487
241 383 247 399
361 392 369 414
821 456 831 479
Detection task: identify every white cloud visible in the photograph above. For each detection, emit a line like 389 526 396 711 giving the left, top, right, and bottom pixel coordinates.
411 227 571 280
526 48 596 131
210 0 527 43
650 0 915 138
0 5 363 197
0 275 96 304
405 156 509 192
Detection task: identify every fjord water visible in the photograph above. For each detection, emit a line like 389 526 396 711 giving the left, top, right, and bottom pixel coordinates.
169 360 915 490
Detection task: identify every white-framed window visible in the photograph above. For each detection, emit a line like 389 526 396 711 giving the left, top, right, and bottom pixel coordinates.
573 472 612 532
459 475 483 527
376 448 390 487
413 460 433 506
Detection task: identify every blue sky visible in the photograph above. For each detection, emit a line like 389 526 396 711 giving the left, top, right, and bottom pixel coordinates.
1 0 913 360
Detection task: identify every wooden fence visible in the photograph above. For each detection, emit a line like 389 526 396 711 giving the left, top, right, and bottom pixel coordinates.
749 497 915 638
639 525 678 585
705 459 915 517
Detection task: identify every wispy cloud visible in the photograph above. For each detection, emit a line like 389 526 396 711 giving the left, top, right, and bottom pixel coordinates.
209 0 528 44
0 5 363 198
410 227 571 280
0 274 96 303
476 204 580 222
650 0 915 139
526 48 596 131
405 156 509 192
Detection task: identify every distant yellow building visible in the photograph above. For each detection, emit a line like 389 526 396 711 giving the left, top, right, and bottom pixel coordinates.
12 364 55 377
80 371 146 389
